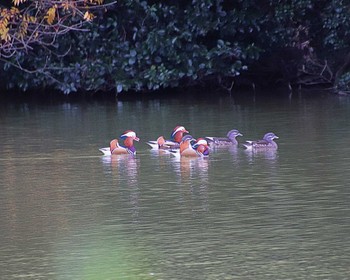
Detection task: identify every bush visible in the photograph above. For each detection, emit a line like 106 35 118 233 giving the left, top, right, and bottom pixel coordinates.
1 0 350 94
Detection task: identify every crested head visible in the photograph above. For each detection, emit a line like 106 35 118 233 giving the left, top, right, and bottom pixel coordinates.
227 129 243 139
193 138 208 148
193 137 210 156
173 125 188 133
120 130 140 141
263 132 279 142
196 144 210 156
172 126 189 143
181 134 195 142
171 126 189 138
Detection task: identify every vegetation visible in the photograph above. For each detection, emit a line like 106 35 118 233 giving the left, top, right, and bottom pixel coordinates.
0 0 110 56
1 0 350 95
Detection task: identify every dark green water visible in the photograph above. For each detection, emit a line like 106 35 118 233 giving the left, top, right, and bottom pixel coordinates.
0 91 350 279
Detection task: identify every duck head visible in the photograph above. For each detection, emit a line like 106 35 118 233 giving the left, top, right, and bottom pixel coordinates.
171 126 189 143
120 130 140 148
193 138 209 156
263 132 279 142
123 137 135 148
181 134 196 145
193 138 208 147
227 129 243 139
120 130 140 141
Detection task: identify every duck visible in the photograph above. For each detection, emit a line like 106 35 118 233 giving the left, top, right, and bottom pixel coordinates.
205 129 243 147
99 130 140 156
192 138 210 157
243 132 279 150
171 126 189 143
171 135 209 158
146 125 189 150
146 136 179 150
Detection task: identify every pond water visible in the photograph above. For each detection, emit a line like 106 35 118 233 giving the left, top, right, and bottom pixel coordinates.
0 90 350 279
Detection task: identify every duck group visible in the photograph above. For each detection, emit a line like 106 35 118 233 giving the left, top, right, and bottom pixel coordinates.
99 126 279 157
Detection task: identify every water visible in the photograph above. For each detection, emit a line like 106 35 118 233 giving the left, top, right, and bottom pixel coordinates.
0 90 350 279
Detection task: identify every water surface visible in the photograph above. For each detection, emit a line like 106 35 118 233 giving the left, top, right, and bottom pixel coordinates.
0 90 350 279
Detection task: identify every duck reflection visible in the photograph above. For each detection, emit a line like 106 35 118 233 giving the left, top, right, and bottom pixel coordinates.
209 144 238 154
228 145 240 155
101 155 140 222
101 155 138 180
149 148 171 158
170 156 210 213
244 148 278 163
244 148 279 179
170 156 208 181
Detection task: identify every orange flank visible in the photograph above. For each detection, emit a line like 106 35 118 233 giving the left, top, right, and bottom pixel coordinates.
180 138 198 157
110 139 128 155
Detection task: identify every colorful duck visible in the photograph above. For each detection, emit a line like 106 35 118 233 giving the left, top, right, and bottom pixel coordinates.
99 130 140 156
192 138 210 157
205 129 243 147
171 135 209 158
171 126 189 143
146 125 189 150
146 136 178 150
243 132 279 150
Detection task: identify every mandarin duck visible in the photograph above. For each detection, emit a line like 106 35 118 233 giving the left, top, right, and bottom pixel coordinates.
99 130 140 156
205 129 243 147
171 126 189 143
192 138 210 157
243 132 279 150
171 135 209 158
146 125 189 150
146 136 179 150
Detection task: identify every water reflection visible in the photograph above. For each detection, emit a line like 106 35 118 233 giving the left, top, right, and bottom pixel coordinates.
210 144 240 155
244 148 279 163
1 92 350 279
171 157 209 181
101 155 140 222
101 154 139 181
168 156 210 214
149 148 171 158
228 145 239 155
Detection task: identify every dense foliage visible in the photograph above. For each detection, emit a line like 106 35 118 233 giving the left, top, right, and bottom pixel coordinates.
1 0 350 94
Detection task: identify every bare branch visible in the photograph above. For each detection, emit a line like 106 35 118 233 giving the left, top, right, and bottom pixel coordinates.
0 0 116 59
296 57 334 86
